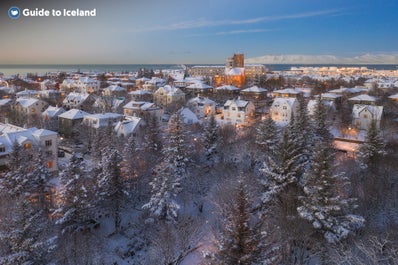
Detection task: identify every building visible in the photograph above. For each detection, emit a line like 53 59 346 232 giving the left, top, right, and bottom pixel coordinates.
114 116 143 137
187 96 216 119
62 92 93 111
241 86 268 110
14 98 48 116
123 101 162 120
128 90 153 102
153 85 185 109
185 82 213 97
0 123 58 171
42 105 66 131
221 98 255 126
58 109 90 137
103 85 127 97
82 113 123 129
270 97 299 124
348 94 377 105
75 77 100 93
352 104 383 130
273 88 301 98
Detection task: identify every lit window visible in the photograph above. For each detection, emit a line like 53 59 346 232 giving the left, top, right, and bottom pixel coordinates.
47 161 53 169
24 142 32 149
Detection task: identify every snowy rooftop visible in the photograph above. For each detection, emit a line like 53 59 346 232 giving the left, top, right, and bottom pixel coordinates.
42 105 66 118
32 128 58 137
224 98 249 108
106 85 126 91
273 88 300 94
84 113 123 120
186 82 213 89
114 117 142 136
188 96 215 105
0 99 12 106
321 93 342 99
242 86 267 93
124 101 157 110
58 109 90 120
215 85 239 91
16 98 40 108
225 67 245 76
272 97 297 107
348 94 376 102
63 92 90 104
129 90 152 95
180 108 200 124
389 93 398 99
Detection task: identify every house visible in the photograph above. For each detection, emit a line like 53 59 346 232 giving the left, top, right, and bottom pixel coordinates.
348 94 376 105
241 86 268 110
123 101 162 120
180 108 200 125
16 89 40 99
321 93 342 105
0 99 12 118
14 98 48 116
270 97 299 124
273 88 301 98
328 87 367 97
388 93 398 102
62 92 93 111
185 82 213 97
352 104 383 130
214 85 240 102
75 77 100 93
153 85 185 109
40 79 57 91
0 123 59 172
114 116 143 137
225 67 245 88
82 113 123 129
142 77 166 92
128 90 153 102
103 85 127 97
221 98 255 126
42 105 66 131
187 96 216 119
58 109 90 137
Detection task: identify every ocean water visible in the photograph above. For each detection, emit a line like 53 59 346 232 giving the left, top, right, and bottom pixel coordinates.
0 64 397 76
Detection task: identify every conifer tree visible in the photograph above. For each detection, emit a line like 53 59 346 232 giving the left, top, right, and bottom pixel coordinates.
297 143 364 243
311 96 331 144
255 115 279 156
261 126 303 204
143 112 189 222
357 120 386 170
96 147 126 232
203 114 220 163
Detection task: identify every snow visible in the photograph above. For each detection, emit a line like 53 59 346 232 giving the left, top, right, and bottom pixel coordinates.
180 108 200 124
58 109 90 120
242 86 267 93
215 85 239 91
348 94 376 102
16 98 39 108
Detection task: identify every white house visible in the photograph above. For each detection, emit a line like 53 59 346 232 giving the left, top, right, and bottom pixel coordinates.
114 116 143 137
180 108 200 125
270 97 299 124
187 96 216 119
153 85 186 108
348 94 377 105
222 98 255 126
15 98 48 116
75 77 100 93
352 104 383 130
123 101 162 120
0 123 59 172
103 85 126 97
62 92 91 110
82 113 123 129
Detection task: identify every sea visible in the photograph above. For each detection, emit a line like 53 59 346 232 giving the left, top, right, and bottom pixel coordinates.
0 64 397 76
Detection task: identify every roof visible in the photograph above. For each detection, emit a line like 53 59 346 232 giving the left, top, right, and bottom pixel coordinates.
216 85 239 91
106 85 126 91
114 117 142 136
188 96 215 105
321 93 342 99
348 94 376 102
158 85 184 95
0 99 12 106
58 109 90 120
123 101 157 110
225 67 245 76
63 92 90 104
272 97 297 108
32 128 57 137
186 82 213 89
352 104 383 120
180 108 200 124
84 113 122 120
129 90 152 95
16 98 40 108
389 93 398 99
42 106 66 118
225 98 249 108
273 88 300 95
242 86 267 93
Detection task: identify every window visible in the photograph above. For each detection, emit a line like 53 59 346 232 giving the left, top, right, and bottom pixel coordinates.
24 142 32 149
45 140 52 147
363 114 368 119
283 106 287 110
47 161 53 169
0 146 5 152
232 107 236 111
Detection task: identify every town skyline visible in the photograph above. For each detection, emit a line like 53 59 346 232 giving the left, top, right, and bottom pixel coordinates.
1 0 398 64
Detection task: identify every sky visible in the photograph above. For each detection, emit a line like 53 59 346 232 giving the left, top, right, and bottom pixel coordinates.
1 0 398 64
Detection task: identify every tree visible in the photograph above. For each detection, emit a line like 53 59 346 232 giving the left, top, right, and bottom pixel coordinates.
297 143 364 243
357 120 386 170
96 147 126 233
203 114 220 164
255 115 278 157
215 180 278 265
54 153 95 233
310 96 331 144
143 113 189 222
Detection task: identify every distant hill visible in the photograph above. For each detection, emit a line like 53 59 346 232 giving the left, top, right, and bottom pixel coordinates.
245 53 398 64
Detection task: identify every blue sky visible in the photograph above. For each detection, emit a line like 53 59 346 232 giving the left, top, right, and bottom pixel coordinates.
1 0 398 64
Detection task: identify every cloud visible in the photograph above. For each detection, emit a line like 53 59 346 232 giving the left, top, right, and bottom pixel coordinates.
131 9 342 32
188 28 276 37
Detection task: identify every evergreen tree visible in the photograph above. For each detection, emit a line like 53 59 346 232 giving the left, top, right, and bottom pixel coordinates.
143 114 162 161
297 143 364 243
143 113 189 222
203 114 220 163
261 127 303 204
96 147 126 232
255 115 278 156
54 153 94 233
122 133 137 180
311 96 331 144
295 96 311 160
357 120 386 170
216 181 278 265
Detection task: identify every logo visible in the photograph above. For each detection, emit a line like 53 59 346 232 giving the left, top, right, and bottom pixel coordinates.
8 7 21 19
